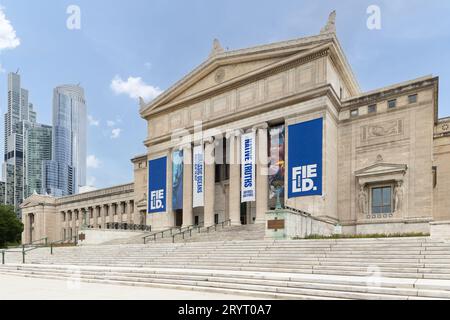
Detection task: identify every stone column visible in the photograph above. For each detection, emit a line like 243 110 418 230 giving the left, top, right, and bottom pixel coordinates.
23 214 29 244
204 137 216 227
119 202 124 224
59 212 64 240
100 206 106 229
91 207 97 228
182 144 193 227
228 130 242 226
127 201 132 226
65 211 69 239
255 123 269 224
109 204 114 225
71 210 76 240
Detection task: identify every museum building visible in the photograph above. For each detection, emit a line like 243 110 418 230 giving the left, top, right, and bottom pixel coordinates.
21 13 450 244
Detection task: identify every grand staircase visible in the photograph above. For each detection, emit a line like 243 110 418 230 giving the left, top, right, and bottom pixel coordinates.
2 237 450 299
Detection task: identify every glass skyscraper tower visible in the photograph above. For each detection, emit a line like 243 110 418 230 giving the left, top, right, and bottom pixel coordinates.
23 122 52 198
43 85 87 196
3 72 37 211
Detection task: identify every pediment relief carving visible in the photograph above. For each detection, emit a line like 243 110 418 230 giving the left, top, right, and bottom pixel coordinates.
170 57 287 104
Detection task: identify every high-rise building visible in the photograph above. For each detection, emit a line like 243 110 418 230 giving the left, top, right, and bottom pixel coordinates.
3 72 36 211
43 85 87 196
23 122 52 198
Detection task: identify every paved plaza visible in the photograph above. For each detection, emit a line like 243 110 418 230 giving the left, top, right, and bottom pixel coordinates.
0 274 255 300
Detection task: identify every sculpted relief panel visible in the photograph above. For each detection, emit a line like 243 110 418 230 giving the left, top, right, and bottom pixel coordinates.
360 119 406 145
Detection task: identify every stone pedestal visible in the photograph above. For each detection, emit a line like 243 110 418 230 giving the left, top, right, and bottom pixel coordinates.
265 209 337 240
430 221 450 240
265 210 288 240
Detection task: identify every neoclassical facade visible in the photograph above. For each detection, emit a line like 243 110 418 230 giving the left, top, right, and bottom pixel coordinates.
22 13 450 243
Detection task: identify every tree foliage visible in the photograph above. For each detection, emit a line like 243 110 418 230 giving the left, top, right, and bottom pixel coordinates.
0 205 23 248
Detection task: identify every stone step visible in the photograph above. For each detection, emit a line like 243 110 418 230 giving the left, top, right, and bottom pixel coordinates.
2 265 449 300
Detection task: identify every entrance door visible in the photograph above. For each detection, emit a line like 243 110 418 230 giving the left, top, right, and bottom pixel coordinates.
240 203 247 225
175 210 183 227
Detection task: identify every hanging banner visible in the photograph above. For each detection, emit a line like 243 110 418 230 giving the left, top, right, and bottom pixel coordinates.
288 118 323 198
193 145 205 208
148 157 167 213
241 132 256 202
268 125 286 200
172 150 184 211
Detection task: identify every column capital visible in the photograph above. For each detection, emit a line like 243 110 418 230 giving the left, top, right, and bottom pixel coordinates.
180 143 192 151
252 122 269 131
225 129 244 139
204 136 215 145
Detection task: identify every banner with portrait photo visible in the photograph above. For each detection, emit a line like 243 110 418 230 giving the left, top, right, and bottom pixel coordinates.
172 150 184 211
268 125 286 200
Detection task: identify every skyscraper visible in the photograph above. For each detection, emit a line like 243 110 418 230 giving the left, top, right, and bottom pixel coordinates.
23 122 52 198
3 72 36 210
42 85 87 196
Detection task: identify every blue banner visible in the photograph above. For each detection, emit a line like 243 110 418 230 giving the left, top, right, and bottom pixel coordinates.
288 118 323 198
148 157 167 213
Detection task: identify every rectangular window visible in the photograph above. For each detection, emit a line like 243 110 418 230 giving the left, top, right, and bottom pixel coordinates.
388 99 397 109
408 94 418 104
433 166 437 188
371 186 392 214
368 104 377 114
350 109 359 118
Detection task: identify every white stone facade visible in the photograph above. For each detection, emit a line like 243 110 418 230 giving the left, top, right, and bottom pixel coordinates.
21 20 450 243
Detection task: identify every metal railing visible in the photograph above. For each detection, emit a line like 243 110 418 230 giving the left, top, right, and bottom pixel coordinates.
50 236 78 255
171 220 231 243
0 235 80 264
1 240 50 265
143 226 188 244
87 222 152 232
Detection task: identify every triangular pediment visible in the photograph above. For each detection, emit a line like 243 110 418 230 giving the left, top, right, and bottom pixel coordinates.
140 33 345 117
355 163 408 177
20 194 56 209
170 57 287 104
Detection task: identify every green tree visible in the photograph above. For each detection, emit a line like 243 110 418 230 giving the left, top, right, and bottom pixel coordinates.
0 205 24 248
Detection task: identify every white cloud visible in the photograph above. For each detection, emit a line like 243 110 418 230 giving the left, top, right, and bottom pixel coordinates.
111 128 122 139
86 176 97 187
0 7 20 51
88 115 100 126
80 185 97 193
87 155 101 168
110 75 162 102
106 120 115 127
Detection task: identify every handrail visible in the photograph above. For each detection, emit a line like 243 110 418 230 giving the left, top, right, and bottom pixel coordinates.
143 227 181 244
1 240 51 265
172 220 231 243
50 236 78 255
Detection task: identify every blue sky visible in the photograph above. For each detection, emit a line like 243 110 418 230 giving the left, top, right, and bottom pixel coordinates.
0 0 449 189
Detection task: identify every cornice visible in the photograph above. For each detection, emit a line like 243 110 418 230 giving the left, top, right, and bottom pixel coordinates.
342 76 438 112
